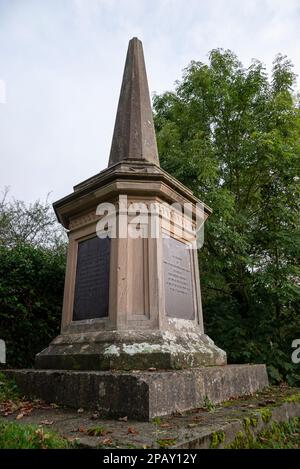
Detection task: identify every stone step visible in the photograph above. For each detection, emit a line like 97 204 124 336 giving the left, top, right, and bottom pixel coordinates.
4 364 268 421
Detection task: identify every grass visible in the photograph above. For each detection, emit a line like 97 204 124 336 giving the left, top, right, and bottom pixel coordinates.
0 419 70 449
0 372 20 402
86 425 108 436
0 372 71 449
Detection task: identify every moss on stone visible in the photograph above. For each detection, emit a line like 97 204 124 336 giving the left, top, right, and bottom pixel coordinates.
244 416 258 430
227 418 300 449
256 408 272 423
243 417 251 430
210 430 225 448
227 431 250 449
157 438 177 448
283 393 300 403
222 401 236 408
251 417 258 427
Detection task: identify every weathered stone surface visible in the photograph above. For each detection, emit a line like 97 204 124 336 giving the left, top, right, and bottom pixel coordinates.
55 160 211 229
1 384 298 448
4 364 268 421
35 330 226 371
108 37 159 167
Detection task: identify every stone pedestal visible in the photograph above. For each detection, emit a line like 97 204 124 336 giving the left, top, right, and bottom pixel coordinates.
36 330 226 371
36 159 226 370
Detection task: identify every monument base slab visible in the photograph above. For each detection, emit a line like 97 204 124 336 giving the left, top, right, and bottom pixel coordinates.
4 364 268 421
35 330 227 371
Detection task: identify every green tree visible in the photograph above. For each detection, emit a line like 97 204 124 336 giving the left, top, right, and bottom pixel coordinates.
154 50 300 384
0 190 67 367
0 243 66 367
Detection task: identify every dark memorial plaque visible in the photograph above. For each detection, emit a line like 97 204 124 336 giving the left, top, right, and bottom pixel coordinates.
73 236 110 321
163 237 195 320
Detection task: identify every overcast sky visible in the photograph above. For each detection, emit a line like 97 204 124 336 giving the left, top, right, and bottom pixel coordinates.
1 0 299 204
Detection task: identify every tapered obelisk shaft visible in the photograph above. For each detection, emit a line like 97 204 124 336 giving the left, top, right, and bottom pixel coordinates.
108 37 159 167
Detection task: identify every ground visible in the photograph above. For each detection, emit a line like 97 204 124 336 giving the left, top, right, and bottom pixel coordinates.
1 372 300 449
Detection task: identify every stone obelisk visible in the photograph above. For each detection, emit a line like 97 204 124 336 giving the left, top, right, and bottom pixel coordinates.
35 37 226 371
7 38 268 420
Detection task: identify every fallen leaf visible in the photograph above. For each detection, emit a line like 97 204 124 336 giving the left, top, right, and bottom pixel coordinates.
67 436 79 443
118 416 128 422
40 420 54 426
173 411 183 417
101 438 113 445
127 427 139 435
77 426 86 433
20 403 33 416
16 413 24 420
33 399 43 405
159 423 173 429
187 423 198 428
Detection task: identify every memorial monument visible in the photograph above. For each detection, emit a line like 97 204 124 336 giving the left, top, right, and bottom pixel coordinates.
7 38 268 420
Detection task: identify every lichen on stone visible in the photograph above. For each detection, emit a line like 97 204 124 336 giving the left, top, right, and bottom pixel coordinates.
103 345 120 356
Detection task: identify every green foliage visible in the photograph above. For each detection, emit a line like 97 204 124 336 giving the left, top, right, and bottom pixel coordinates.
0 243 66 367
284 392 300 403
156 438 177 448
256 408 272 423
152 416 162 425
154 50 300 385
0 419 70 449
0 372 20 401
86 425 107 436
203 395 216 412
210 431 225 448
